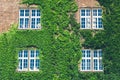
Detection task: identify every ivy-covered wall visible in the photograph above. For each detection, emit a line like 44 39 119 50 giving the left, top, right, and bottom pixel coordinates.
0 0 120 80
0 0 81 80
98 0 120 79
78 0 120 80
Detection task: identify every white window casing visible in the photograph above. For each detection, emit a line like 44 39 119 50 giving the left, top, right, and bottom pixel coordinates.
80 49 103 72
19 9 41 29
80 8 103 29
18 49 40 72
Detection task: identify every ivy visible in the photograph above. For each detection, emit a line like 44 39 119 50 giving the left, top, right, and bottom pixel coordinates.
0 0 120 80
0 0 81 80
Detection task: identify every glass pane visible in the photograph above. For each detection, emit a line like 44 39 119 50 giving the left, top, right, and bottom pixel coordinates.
36 18 40 28
94 50 98 57
32 10 36 16
20 18 24 28
99 50 102 57
86 18 91 28
98 18 103 28
93 10 97 16
93 18 97 28
82 50 85 57
30 50 34 57
36 50 39 57
94 59 98 70
87 59 90 70
98 9 102 16
25 10 29 16
25 18 29 28
23 59 28 68
81 10 85 16
82 59 85 70
24 50 28 57
30 59 34 70
87 50 90 57
37 10 40 16
37 18 40 23
99 59 103 70
20 10 24 16
19 59 22 69
19 50 22 57
81 18 85 28
86 9 90 16
31 18 35 28
36 59 40 69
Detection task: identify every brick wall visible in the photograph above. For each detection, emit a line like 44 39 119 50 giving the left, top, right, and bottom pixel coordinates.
0 0 100 33
0 0 20 33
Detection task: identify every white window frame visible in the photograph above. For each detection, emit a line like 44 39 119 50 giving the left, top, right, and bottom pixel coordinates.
81 49 91 71
18 49 40 72
80 8 103 29
80 49 103 72
80 8 91 29
19 9 41 29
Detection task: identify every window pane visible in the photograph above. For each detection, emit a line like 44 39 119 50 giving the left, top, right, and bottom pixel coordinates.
30 50 34 57
36 59 40 69
99 59 103 70
25 18 29 28
81 10 85 16
99 50 102 57
30 59 34 70
82 59 85 70
19 50 22 57
37 10 40 16
25 10 29 16
19 59 22 69
86 18 91 28
82 50 85 57
87 50 90 57
94 59 98 70
86 9 90 16
23 59 28 68
81 18 85 28
20 18 24 28
31 18 35 28
37 18 40 24
36 50 39 57
93 10 97 16
98 9 102 16
32 10 36 16
94 50 98 57
87 59 90 70
36 18 40 28
20 10 24 16
98 18 103 28
24 50 28 57
93 18 97 28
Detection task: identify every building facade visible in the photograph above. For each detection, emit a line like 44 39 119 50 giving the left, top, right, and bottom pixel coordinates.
0 0 103 72
0 0 101 32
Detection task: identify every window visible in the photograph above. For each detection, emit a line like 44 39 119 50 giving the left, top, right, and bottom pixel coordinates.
19 9 41 29
18 49 40 71
80 49 103 71
80 8 103 29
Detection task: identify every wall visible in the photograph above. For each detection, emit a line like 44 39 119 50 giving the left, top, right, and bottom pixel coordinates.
0 0 21 32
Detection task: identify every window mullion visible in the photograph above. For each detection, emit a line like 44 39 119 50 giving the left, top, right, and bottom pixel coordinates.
28 50 30 71
34 50 36 70
91 50 93 71
29 9 31 29
91 8 92 29
22 50 24 71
